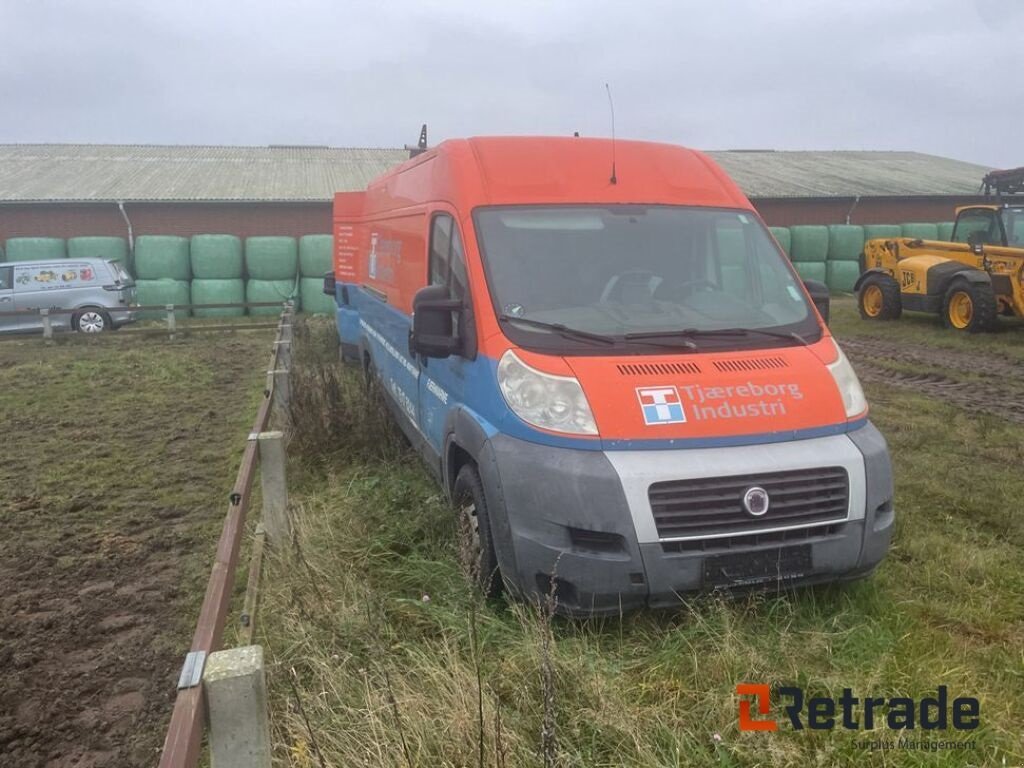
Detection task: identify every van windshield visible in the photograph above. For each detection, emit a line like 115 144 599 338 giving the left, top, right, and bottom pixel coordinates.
474 205 820 352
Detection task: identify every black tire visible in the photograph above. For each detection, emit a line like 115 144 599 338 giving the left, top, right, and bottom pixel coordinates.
452 464 502 598
72 307 111 333
941 278 997 333
857 274 902 321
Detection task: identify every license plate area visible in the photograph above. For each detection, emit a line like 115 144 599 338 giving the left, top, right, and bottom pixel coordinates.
702 545 812 588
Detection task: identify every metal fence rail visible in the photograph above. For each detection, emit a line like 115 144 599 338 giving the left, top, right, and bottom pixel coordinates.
0 301 288 317
157 304 294 768
0 301 292 341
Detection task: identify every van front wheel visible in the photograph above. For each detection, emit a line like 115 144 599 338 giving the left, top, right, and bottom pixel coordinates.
452 465 502 598
73 308 111 333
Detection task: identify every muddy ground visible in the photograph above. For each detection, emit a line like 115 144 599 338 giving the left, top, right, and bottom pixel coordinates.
841 335 1024 424
0 331 269 767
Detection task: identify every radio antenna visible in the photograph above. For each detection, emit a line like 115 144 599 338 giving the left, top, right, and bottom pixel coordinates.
605 83 617 184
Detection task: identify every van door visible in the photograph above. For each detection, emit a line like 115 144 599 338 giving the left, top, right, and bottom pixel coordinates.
14 263 75 332
0 265 17 331
417 213 470 458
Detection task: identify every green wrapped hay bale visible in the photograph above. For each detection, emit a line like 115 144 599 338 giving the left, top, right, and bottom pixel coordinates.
135 279 190 319
134 236 190 280
5 237 66 262
862 224 902 242
900 223 939 241
67 236 128 266
300 277 336 315
768 227 791 256
827 225 865 262
937 221 956 241
827 260 861 293
793 261 827 284
191 235 243 279
245 237 297 280
247 279 299 315
789 226 829 262
191 278 245 317
299 234 334 277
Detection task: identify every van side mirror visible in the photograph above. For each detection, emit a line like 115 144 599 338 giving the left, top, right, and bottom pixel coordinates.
803 279 830 324
322 271 337 296
410 284 463 358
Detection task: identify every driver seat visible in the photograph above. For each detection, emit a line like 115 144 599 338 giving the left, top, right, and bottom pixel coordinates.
600 272 663 305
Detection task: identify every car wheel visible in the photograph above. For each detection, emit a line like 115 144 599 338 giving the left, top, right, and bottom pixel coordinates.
73 308 111 333
452 464 502 598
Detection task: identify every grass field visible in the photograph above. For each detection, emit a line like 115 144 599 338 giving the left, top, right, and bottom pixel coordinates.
258 304 1024 768
0 329 270 767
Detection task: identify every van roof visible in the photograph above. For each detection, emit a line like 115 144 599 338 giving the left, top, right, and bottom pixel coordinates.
4 257 115 267
370 136 752 211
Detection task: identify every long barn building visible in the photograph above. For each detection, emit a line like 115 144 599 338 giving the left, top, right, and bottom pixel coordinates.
0 144 993 242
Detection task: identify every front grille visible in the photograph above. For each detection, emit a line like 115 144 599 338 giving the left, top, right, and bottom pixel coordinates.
661 523 845 554
648 467 849 540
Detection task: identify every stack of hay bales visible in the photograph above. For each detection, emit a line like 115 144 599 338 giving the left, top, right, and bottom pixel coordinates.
245 237 300 316
787 226 828 285
190 235 245 317
5 237 66 261
900 222 940 240
133 236 191 318
768 226 791 256
298 235 335 315
861 224 902 242
67 236 129 267
826 224 864 293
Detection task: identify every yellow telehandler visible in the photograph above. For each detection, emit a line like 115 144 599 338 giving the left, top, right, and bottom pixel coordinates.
855 167 1024 332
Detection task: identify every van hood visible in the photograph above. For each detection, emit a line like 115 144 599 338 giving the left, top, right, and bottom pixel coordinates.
563 339 852 446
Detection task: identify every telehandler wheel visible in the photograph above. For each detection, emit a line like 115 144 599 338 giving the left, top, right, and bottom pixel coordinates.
941 278 997 333
857 274 902 321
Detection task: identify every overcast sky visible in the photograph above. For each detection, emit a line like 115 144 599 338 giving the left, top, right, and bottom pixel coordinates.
0 0 1020 167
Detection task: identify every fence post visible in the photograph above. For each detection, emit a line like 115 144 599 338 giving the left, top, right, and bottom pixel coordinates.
41 309 53 341
256 431 289 545
203 645 272 768
166 304 177 340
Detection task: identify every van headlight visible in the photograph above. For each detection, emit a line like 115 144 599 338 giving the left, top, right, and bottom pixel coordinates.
497 350 598 435
827 340 868 418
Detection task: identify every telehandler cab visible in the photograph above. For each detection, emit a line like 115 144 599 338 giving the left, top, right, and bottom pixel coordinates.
856 167 1024 332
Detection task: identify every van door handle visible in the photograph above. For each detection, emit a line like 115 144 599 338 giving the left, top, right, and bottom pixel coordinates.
0 296 11 302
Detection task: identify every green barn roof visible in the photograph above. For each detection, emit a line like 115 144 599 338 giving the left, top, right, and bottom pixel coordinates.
0 144 992 203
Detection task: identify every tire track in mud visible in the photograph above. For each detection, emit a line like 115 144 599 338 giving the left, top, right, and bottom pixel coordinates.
841 337 1024 425
841 337 1024 380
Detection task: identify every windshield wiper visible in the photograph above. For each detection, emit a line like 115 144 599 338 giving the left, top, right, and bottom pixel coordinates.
498 315 615 345
624 327 809 346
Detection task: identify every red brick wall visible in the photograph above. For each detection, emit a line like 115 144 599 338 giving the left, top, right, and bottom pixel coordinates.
753 196 992 227
0 196 996 246
0 202 333 242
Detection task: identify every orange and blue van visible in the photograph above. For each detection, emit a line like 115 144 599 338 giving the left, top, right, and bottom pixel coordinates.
326 136 894 614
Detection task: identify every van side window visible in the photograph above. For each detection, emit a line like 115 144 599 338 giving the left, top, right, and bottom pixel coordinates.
430 215 453 286
0 266 11 290
429 213 468 302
